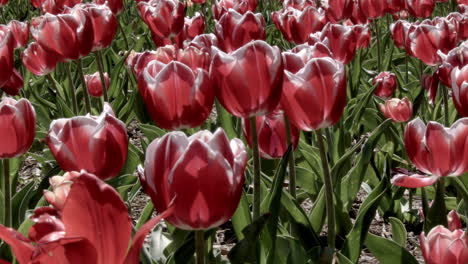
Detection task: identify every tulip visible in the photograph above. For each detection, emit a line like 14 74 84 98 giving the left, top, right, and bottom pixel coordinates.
282 0 316 9
30 0 81 14
390 20 412 49
215 10 265 52
446 12 468 42
385 0 405 14
0 97 36 158
212 0 257 20
0 25 15 88
43 171 80 210
272 6 326 44
420 225 468 264
47 103 128 180
84 72 110 97
7 20 29 49
422 72 440 105
373 72 397 98
183 33 218 52
137 0 185 42
1 69 23 96
139 128 247 230
94 0 123 14
0 0 7 5
282 42 333 74
173 13 205 47
242 110 300 159
211 40 283 118
406 0 435 18
22 42 62 76
349 0 368 24
281 56 346 131
438 42 468 88
0 171 173 264
321 0 353 22
379 97 413 122
451 65 468 117
358 0 387 19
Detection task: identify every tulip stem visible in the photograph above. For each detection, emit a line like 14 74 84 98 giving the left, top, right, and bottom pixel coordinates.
442 84 449 126
65 63 79 115
195 230 205 264
315 129 335 249
3 159 10 227
118 20 130 51
77 59 92 114
405 54 409 84
95 50 109 102
375 20 382 72
250 116 261 220
284 116 296 198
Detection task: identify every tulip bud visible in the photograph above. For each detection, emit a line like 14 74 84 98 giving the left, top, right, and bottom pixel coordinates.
47 103 128 180
447 210 463 231
242 110 299 159
43 171 81 210
420 225 468 264
0 97 36 158
84 72 110 97
379 97 412 122
139 128 248 230
373 72 397 98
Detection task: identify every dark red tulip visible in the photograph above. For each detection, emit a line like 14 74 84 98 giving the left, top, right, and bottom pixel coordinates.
385 0 405 14
373 71 397 98
242 110 300 159
1 69 23 96
94 0 123 14
212 0 257 20
0 25 15 87
404 118 468 178
406 0 435 18
0 0 7 5
215 10 265 52
0 171 172 264
322 0 353 22
390 20 411 49
137 47 214 130
282 0 316 9
22 42 62 76
281 56 347 131
138 0 185 42
139 128 248 230
350 0 368 24
451 65 468 117
460 0 468 4
358 0 387 19
85 72 110 97
315 23 359 64
379 97 412 122
30 0 81 14
272 6 326 44
7 20 28 49
422 72 440 105
438 42 468 87
0 97 35 159
173 13 205 47
30 13 94 60
420 225 468 264
211 40 283 118
282 42 333 74
47 103 128 180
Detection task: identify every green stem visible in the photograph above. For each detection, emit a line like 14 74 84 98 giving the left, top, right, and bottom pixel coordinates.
118 19 130 51
315 129 335 249
77 59 92 114
405 54 409 84
195 230 205 264
65 63 79 114
421 187 429 218
375 20 381 72
4 159 10 227
442 84 449 126
95 50 109 102
284 116 296 198
250 116 261 220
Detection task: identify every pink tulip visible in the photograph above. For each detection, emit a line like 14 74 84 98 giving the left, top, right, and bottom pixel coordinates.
379 97 412 122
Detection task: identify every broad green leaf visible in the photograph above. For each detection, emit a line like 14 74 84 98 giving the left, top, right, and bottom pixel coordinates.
389 217 407 247
365 233 418 264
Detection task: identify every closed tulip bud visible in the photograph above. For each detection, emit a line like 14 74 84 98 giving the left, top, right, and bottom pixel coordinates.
420 225 468 264
138 0 185 41
212 0 257 20
7 20 29 49
282 56 346 131
84 72 110 97
406 0 435 18
379 97 412 122
358 0 387 19
94 0 123 14
47 103 128 180
215 10 266 52
43 171 81 210
22 42 62 76
373 72 397 98
0 97 36 159
242 110 300 159
211 40 283 118
451 65 468 117
438 42 468 87
173 13 205 47
272 6 326 44
139 128 247 230
31 0 81 14
2 69 23 96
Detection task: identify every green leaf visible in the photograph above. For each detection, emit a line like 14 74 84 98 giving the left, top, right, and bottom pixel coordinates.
365 233 418 264
215 100 237 139
231 191 252 240
140 123 166 142
389 217 407 247
135 201 154 230
11 182 36 229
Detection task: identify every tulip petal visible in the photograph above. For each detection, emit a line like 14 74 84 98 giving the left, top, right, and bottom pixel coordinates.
391 173 438 188
0 225 34 264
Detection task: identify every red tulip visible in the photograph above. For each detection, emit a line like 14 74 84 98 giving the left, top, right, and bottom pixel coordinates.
460 0 468 4
385 0 405 14
349 0 368 24
446 12 468 42
420 225 468 264
0 172 172 264
215 10 265 52
22 42 62 76
438 42 468 87
30 0 81 14
0 0 7 5
138 0 185 42
173 13 205 47
0 25 15 87
0 98 35 159
358 0 387 19
406 0 435 18
272 6 326 44
212 0 257 20
282 42 333 74
242 110 300 159
1 69 23 96
322 0 353 22
211 40 283 118
183 33 218 52
373 72 397 98
447 210 462 232
312 23 360 64
451 65 468 117
94 0 123 14
139 128 247 230
422 72 440 105
7 20 29 49
30 13 94 60
43 171 80 210
47 103 128 180
379 97 412 122
281 56 346 131
282 0 316 9
390 20 412 49
84 72 110 97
